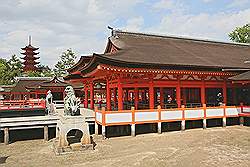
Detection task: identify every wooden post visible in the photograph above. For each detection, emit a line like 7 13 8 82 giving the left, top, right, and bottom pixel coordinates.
90 82 94 109
4 128 9 145
240 117 244 126
222 104 226 127
223 81 227 105
134 88 139 110
149 81 154 109
157 105 162 134
201 80 206 105
131 107 135 137
203 104 207 129
84 88 88 108
44 125 48 141
181 105 185 131
106 80 111 111
94 106 99 135
113 88 117 109
160 87 164 108
176 78 181 108
101 107 106 139
118 79 123 111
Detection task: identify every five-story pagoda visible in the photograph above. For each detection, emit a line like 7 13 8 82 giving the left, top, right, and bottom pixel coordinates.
21 36 40 72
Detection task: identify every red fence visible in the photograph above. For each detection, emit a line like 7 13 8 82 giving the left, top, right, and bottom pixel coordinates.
0 99 46 111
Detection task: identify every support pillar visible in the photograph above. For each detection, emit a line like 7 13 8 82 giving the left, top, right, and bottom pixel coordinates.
160 87 164 108
84 88 88 108
240 117 244 126
223 81 227 105
102 126 106 139
106 80 111 110
113 88 117 109
203 104 207 129
95 122 99 135
131 107 135 136
201 80 205 105
181 105 185 131
118 79 123 110
222 104 226 127
176 77 181 108
149 81 154 109
134 88 139 110
44 125 48 141
4 128 9 145
157 105 162 134
90 82 94 109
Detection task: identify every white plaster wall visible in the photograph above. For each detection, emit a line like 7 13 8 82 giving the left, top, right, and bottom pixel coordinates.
185 109 204 119
226 107 239 116
106 113 132 124
96 112 102 123
161 110 182 120
243 107 250 113
206 108 224 117
135 112 158 122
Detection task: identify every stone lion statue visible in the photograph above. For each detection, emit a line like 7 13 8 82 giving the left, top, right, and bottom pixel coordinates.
64 86 81 116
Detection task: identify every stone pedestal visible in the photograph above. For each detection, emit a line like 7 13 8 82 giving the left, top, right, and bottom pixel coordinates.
53 115 93 155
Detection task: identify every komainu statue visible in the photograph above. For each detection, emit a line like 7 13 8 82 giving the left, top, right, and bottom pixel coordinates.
46 90 53 115
64 86 81 116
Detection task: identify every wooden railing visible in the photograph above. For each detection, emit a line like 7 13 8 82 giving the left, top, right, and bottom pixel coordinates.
0 99 46 111
95 105 245 126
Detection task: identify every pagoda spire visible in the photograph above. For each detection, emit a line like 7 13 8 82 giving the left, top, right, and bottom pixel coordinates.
21 36 40 72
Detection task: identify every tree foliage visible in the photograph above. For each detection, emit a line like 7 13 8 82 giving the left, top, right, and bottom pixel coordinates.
229 23 250 43
0 58 11 85
54 49 77 77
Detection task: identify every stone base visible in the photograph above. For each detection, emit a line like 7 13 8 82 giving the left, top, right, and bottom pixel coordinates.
53 139 94 155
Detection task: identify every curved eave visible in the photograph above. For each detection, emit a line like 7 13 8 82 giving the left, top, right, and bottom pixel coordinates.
67 56 93 73
79 53 245 76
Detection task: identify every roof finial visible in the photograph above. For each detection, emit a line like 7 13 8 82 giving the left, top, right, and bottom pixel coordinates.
29 35 31 45
107 26 114 36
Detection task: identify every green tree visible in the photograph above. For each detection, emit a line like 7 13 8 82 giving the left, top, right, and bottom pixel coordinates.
229 23 250 43
8 54 23 81
37 64 53 77
0 58 11 85
54 48 77 76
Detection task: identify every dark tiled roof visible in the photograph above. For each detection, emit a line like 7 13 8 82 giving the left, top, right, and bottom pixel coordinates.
101 30 250 69
229 71 250 81
11 79 50 93
68 55 93 73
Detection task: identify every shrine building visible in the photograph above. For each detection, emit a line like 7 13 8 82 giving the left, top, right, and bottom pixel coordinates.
66 29 250 111
65 29 250 137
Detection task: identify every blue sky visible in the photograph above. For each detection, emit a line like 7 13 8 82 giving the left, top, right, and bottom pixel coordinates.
0 0 250 67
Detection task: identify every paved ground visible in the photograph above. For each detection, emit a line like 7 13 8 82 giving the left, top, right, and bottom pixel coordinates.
1 126 250 167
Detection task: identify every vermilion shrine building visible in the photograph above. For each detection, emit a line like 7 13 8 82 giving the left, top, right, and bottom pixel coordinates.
66 30 250 111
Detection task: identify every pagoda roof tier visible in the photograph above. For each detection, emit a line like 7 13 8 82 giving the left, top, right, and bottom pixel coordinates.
21 52 39 55
21 44 39 51
23 61 39 65
21 56 40 60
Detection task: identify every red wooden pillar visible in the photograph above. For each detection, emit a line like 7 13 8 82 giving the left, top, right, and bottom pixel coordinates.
134 88 139 110
201 80 206 105
223 81 227 105
90 82 94 109
84 88 88 108
149 81 154 109
118 79 123 110
106 80 111 110
176 77 181 108
160 87 164 108
113 88 117 108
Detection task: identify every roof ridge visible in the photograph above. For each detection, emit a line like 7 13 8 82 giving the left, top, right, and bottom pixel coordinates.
113 29 250 47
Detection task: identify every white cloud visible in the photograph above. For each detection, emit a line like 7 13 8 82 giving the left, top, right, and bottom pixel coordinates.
227 0 250 8
0 0 142 67
122 16 144 32
146 6 250 41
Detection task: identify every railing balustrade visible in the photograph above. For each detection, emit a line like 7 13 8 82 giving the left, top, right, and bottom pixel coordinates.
0 99 46 110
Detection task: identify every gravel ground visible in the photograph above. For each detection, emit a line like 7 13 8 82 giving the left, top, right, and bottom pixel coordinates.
1 126 250 167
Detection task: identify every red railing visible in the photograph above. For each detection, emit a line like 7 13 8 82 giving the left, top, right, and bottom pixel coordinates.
0 99 46 111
